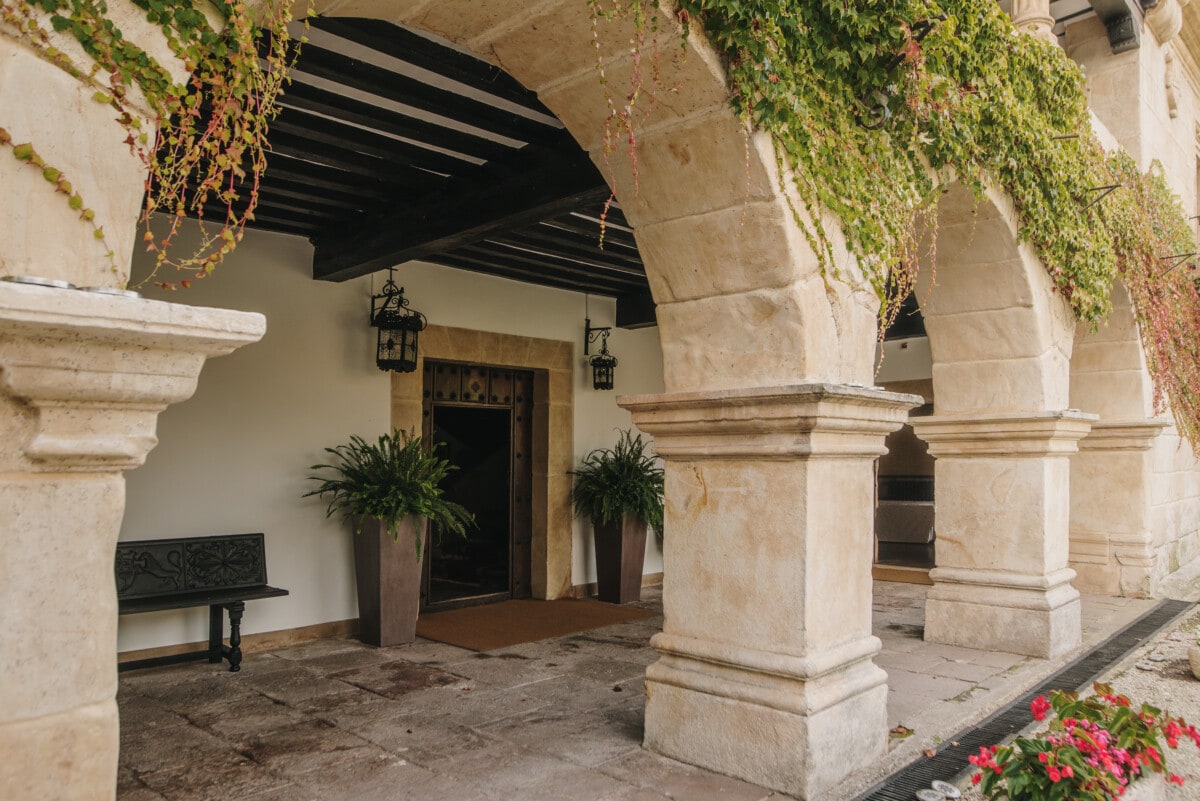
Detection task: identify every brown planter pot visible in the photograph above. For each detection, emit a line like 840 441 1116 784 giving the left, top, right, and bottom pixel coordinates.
593 514 648 604
351 516 427 647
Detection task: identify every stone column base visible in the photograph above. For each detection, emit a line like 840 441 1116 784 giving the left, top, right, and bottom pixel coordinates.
644 634 888 798
923 567 1081 658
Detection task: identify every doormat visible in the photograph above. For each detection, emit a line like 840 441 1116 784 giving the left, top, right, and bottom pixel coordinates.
415 598 659 652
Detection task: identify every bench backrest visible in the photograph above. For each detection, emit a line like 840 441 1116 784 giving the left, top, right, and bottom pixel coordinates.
115 533 270 601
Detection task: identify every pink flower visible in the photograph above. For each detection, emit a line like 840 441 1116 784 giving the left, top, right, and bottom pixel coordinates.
1031 696 1051 722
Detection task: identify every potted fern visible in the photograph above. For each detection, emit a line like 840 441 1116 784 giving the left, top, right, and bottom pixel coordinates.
571 430 664 604
306 430 474 646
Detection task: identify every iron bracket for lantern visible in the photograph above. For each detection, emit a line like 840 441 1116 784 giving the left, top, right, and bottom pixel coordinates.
370 268 426 373
584 318 618 391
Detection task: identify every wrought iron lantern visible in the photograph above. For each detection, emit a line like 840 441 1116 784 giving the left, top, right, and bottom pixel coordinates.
370 268 426 373
584 318 618 391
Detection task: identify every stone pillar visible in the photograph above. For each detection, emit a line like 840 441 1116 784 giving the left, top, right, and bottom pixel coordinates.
1070 420 1168 597
622 383 920 799
1010 0 1057 43
911 412 1094 658
0 281 264 800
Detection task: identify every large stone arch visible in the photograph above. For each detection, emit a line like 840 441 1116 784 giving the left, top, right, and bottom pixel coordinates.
1069 283 1167 596
313 0 881 391
910 181 1092 658
302 3 917 797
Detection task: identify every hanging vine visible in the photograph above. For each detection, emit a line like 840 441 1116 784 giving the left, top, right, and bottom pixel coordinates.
592 0 1200 448
0 0 308 287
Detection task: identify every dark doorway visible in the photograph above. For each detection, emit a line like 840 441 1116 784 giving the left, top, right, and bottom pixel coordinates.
421 362 534 610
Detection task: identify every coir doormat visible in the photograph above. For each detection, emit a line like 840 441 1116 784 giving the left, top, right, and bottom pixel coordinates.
415 598 659 652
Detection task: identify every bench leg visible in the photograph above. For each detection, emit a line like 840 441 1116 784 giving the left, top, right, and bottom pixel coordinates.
224 601 245 673
208 605 224 664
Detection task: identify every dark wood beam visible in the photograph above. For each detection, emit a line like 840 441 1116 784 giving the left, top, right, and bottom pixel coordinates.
277 81 516 163
616 292 657 329
309 17 546 113
313 141 611 282
427 253 628 296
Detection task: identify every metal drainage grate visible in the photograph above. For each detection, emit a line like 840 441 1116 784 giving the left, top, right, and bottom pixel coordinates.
852 599 1195 801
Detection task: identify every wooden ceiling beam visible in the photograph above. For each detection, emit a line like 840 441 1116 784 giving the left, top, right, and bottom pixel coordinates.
312 141 611 282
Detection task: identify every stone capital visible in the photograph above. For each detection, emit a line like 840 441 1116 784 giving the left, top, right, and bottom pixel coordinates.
1076 418 1169 452
0 282 265 471
619 383 923 461
1147 0 1184 44
911 410 1096 458
1010 0 1058 43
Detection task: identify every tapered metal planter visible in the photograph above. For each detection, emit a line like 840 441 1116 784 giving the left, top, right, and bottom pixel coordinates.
352 516 428 646
593 514 647 604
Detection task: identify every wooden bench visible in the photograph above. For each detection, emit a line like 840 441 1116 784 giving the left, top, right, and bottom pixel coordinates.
115 533 288 673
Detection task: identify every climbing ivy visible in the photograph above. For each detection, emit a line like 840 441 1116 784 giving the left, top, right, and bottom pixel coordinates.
593 0 1200 448
0 0 307 286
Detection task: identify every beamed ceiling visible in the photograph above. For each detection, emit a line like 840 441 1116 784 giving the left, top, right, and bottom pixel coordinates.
214 17 654 326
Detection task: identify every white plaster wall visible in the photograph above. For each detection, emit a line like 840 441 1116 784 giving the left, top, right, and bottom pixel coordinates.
875 337 933 384
119 230 665 653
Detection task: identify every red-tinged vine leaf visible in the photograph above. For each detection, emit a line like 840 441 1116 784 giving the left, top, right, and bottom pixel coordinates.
12 142 33 160
923 748 937 758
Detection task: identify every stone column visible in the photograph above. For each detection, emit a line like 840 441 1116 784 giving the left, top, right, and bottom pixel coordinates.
1070 420 1168 597
911 412 1094 658
622 383 920 800
0 281 264 800
1010 0 1057 43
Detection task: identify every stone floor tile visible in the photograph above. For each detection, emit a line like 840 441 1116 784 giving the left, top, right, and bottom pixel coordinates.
432 742 634 801
437 651 570 689
268 636 368 662
290 752 490 801
884 668 974 702
927 659 1003 683
137 751 293 801
185 691 308 740
918 643 994 663
966 650 1027 669
597 749 776 801
567 655 650 685
133 670 261 713
333 660 468 698
288 646 400 677
117 693 192 730
294 685 409 730
390 682 553 726
239 668 361 707
120 720 241 775
376 637 479 666
354 714 497 765
875 649 946 673
231 719 381 777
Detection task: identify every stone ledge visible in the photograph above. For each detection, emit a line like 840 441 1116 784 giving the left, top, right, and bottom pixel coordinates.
620 383 923 460
0 282 265 470
912 410 1096 457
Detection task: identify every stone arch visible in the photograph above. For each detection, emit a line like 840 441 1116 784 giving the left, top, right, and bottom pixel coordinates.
311 0 882 392
915 181 1076 414
909 180 1091 658
1069 282 1166 596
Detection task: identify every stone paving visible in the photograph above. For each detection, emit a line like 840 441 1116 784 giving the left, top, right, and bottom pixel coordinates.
117 582 1156 801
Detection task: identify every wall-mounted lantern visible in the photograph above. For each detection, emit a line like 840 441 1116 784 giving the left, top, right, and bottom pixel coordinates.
584 318 618 391
371 268 426 373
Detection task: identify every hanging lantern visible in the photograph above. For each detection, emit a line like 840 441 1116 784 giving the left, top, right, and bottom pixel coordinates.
584 318 618 391
371 269 426 373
